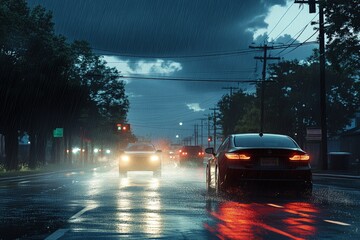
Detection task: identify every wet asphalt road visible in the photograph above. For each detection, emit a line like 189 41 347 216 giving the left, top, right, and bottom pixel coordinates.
0 161 359 240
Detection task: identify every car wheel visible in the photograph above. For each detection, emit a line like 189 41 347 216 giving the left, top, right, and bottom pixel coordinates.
216 166 229 195
206 164 213 194
215 166 224 195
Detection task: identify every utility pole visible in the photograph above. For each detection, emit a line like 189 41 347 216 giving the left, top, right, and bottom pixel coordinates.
209 107 220 150
207 114 211 148
295 0 328 170
222 86 239 96
249 44 280 133
199 118 206 148
193 125 197 145
195 124 199 145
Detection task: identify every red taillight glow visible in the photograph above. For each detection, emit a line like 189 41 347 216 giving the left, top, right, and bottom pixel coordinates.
289 154 310 161
198 152 205 156
181 152 188 156
225 153 251 160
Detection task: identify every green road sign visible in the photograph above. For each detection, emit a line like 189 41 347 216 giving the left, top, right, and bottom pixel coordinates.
53 128 63 138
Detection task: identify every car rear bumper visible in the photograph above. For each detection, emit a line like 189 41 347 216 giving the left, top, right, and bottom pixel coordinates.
225 168 312 185
179 157 204 162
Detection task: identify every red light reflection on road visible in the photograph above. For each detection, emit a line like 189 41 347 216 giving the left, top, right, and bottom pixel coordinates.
204 201 318 240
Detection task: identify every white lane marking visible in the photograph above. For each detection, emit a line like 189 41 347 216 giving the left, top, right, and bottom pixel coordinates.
70 205 96 220
19 181 30 184
267 203 284 208
324 219 351 226
44 229 69 240
46 205 97 239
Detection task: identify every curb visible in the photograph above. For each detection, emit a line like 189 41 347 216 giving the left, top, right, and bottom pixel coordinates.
0 164 110 182
313 173 360 179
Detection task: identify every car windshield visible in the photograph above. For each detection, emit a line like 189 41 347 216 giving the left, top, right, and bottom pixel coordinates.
234 135 298 148
126 144 155 152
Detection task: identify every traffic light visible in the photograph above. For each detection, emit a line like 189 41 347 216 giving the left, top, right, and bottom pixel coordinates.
116 123 130 133
122 123 130 131
309 0 316 13
208 136 213 142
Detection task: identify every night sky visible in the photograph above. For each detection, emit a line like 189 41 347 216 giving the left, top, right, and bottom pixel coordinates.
26 0 318 142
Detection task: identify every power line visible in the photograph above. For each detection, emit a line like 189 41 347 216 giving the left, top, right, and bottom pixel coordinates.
93 48 261 59
93 41 316 60
280 29 319 57
285 12 319 45
272 7 304 42
274 13 319 56
263 2 295 43
122 75 264 83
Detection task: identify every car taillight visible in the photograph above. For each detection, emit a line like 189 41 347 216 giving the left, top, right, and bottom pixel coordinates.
198 152 204 156
289 154 310 161
181 152 187 156
225 153 251 160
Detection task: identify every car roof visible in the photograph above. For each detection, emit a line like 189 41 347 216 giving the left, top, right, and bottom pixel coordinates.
230 133 290 138
181 145 202 149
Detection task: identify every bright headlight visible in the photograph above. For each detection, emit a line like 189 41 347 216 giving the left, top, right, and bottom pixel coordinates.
150 155 160 161
121 155 130 162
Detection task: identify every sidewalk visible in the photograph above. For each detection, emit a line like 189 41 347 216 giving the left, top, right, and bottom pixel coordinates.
0 162 112 181
312 168 360 179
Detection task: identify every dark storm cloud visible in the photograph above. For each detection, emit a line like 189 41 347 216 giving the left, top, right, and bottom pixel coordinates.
27 0 286 55
26 0 289 94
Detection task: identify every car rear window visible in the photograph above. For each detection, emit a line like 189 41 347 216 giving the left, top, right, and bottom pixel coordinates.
182 146 202 153
234 135 298 148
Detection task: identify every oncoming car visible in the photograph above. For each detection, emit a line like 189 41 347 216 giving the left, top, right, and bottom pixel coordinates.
205 133 312 196
119 143 162 177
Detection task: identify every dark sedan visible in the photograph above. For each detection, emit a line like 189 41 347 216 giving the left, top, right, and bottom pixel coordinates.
205 133 312 196
119 143 162 177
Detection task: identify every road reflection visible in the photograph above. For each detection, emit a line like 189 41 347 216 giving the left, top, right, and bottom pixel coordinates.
116 173 163 238
204 198 318 240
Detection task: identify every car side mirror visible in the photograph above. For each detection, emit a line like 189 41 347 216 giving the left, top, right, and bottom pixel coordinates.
205 147 215 155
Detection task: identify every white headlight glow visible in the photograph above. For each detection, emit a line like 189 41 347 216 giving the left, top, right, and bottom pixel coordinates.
121 155 130 162
150 155 160 161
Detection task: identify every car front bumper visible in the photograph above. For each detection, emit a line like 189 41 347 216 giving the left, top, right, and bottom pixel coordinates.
119 160 161 172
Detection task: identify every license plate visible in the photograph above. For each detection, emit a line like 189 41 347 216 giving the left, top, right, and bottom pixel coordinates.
260 158 279 166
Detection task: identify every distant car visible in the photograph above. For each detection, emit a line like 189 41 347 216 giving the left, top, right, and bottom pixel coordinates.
119 143 162 176
179 145 205 165
168 151 178 160
205 133 312 196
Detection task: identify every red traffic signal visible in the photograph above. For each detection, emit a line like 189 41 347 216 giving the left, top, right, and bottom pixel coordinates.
116 123 130 132
208 136 213 142
122 124 130 131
